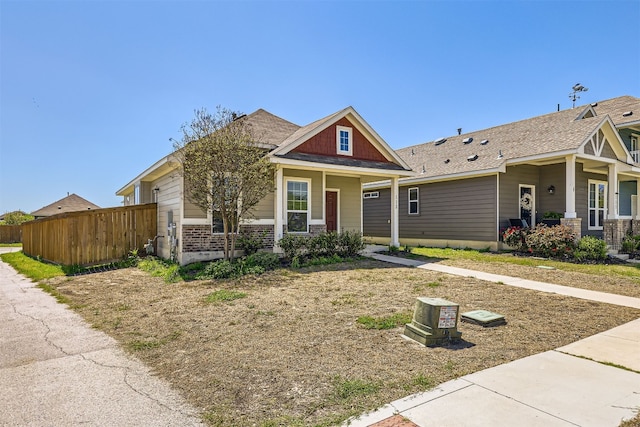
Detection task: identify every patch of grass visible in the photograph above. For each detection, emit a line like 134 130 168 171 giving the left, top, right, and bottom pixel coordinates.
332 377 381 401
410 246 640 282
0 251 65 281
138 257 182 283
205 289 247 304
127 331 181 351
356 312 412 330
402 373 436 392
36 282 72 305
128 339 163 351
0 243 22 247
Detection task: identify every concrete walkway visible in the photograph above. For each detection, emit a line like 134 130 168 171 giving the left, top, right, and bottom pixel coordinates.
0 247 204 426
346 252 640 427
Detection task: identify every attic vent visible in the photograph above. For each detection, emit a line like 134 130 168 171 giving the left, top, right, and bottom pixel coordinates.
623 111 633 117
497 150 503 159
411 149 415 156
591 102 598 107
444 159 450 164
421 165 426 174
480 139 489 145
434 137 447 146
467 154 478 162
462 137 473 144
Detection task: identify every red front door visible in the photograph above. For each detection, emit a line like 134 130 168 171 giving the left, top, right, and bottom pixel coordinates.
326 191 338 232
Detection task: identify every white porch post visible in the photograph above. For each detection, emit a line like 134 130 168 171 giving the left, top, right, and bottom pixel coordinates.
274 167 284 248
608 163 618 219
564 155 577 218
390 177 400 247
636 178 640 220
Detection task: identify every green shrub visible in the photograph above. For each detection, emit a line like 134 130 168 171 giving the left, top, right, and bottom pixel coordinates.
243 251 280 271
278 234 308 260
237 230 268 256
337 230 366 257
525 224 576 258
196 260 236 280
307 232 339 258
621 234 640 254
573 235 608 262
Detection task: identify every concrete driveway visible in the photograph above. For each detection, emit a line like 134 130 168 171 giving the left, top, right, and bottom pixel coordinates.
0 248 203 426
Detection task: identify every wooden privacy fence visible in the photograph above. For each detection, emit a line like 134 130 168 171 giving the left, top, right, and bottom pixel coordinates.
22 204 157 266
0 225 21 243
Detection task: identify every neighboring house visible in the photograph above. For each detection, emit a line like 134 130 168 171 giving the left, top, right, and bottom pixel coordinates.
31 193 101 219
116 107 414 264
363 95 640 251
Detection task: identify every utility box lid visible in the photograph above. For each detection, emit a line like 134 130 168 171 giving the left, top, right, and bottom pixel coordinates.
461 310 506 327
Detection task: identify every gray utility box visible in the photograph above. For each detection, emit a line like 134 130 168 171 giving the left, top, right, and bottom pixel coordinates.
404 297 462 347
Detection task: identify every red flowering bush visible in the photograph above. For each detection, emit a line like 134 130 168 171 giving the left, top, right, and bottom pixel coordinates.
524 224 576 258
502 226 529 252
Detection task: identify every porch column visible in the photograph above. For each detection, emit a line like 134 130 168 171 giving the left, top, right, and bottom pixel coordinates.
636 178 640 220
274 167 284 247
564 155 577 218
608 163 618 219
390 177 400 247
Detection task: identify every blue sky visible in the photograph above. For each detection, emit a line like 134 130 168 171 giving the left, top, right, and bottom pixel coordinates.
1 0 639 213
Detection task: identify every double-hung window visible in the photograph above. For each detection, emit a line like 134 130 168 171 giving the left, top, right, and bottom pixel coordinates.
408 187 419 215
588 180 607 230
336 126 353 156
286 180 309 233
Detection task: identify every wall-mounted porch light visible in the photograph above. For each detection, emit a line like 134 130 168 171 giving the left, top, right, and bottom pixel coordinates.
547 185 555 194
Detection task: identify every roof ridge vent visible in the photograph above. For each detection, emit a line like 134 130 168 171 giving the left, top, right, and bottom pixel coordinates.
434 137 447 146
623 111 633 117
467 154 478 162
480 139 489 145
591 102 598 107
462 137 473 144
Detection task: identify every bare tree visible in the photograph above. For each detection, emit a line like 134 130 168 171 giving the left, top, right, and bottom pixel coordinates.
173 107 275 261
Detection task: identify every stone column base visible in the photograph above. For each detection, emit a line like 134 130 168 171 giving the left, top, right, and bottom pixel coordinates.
561 218 582 240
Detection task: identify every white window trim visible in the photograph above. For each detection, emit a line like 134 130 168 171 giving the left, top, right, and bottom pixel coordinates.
363 191 379 199
285 177 311 233
336 125 353 156
630 134 639 164
408 187 419 215
588 179 607 230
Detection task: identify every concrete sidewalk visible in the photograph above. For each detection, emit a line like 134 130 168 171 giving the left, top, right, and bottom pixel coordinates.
0 248 203 426
346 252 640 427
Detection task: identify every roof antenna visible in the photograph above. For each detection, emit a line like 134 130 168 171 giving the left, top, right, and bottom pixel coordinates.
569 83 588 109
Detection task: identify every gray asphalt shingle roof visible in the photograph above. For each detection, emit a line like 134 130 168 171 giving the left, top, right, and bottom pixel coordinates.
397 96 639 179
31 194 101 217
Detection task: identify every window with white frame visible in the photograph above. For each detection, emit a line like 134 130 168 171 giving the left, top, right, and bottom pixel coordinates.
363 191 379 199
286 180 309 232
631 135 639 163
336 126 353 156
588 180 607 230
408 187 419 215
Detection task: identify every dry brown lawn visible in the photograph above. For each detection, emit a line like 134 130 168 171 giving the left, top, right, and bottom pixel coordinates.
45 258 640 427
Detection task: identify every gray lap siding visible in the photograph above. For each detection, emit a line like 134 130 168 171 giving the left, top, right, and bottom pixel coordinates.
363 176 498 241
399 176 497 241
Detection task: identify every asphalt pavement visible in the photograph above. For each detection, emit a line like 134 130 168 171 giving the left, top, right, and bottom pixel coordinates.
0 247 203 426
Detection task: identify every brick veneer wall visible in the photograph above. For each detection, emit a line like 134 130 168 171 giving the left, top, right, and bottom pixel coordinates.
182 224 275 253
